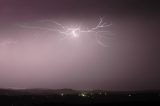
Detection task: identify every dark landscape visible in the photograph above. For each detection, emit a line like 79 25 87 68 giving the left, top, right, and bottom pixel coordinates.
0 89 159 105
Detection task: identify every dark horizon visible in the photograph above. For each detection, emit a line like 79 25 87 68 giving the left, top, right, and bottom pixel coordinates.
0 0 159 90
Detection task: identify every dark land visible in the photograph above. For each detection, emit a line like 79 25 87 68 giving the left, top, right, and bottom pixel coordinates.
0 88 160 105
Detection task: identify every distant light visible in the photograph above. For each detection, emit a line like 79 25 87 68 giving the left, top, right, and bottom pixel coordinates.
82 94 86 97
128 94 132 97
80 93 87 97
61 93 64 96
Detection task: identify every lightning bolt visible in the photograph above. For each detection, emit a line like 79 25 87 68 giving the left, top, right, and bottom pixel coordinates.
18 17 113 47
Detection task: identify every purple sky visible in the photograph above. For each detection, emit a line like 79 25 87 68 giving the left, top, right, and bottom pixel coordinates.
0 0 159 90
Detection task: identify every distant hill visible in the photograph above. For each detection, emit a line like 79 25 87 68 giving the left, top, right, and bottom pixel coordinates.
0 88 79 95
0 88 159 96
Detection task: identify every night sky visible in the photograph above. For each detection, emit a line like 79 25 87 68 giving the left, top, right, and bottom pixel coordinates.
0 0 159 90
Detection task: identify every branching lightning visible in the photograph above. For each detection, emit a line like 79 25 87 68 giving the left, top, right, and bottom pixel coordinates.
19 17 113 47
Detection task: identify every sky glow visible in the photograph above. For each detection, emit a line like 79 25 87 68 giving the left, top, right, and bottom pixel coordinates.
0 0 159 90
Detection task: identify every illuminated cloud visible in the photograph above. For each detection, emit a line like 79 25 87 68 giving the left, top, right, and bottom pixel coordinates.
0 40 17 46
0 0 158 90
18 17 113 47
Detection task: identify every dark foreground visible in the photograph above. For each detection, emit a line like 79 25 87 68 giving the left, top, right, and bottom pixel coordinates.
0 89 160 105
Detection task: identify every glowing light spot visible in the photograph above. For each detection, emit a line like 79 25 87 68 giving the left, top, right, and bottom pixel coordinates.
68 28 80 38
72 30 78 38
80 92 87 97
81 94 86 97
60 93 64 96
